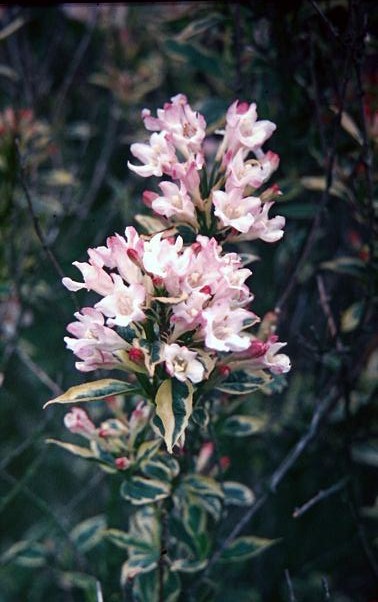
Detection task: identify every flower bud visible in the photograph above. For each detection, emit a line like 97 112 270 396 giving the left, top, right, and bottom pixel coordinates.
64 407 96 437
115 457 130 470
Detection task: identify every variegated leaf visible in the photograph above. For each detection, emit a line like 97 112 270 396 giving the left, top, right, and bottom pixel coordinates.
43 378 138 408
222 415 265 437
154 378 193 454
70 515 106 553
223 481 255 506
120 476 170 505
220 535 279 562
216 370 270 395
46 439 94 459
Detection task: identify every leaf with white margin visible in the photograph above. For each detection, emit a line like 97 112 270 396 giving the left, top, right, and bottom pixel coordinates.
154 378 193 454
220 536 279 562
223 481 255 506
120 476 170 505
43 378 138 408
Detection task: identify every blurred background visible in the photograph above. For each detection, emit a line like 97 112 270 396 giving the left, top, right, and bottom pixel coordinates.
0 2 377 601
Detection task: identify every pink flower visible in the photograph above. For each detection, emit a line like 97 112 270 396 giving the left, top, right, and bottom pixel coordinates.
223 100 276 156
201 303 257 352
151 181 197 224
163 343 205 383
213 188 261 233
128 131 178 177
95 274 146 327
231 202 285 243
64 407 96 437
225 149 280 191
142 93 206 155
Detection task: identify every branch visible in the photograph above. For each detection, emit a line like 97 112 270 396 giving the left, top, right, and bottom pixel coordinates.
285 569 297 602
292 477 348 518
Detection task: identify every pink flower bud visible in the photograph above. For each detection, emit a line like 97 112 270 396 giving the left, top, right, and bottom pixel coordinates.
64 407 96 437
220 456 231 471
236 101 249 114
129 347 144 363
115 457 130 470
219 365 231 378
142 190 158 208
200 285 212 295
248 339 269 358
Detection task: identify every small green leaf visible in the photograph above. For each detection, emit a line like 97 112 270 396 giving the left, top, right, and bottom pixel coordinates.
220 536 278 562
216 371 270 395
59 571 97 591
136 439 162 463
170 558 207 573
70 515 106 553
223 481 255 507
154 378 193 454
191 405 209 428
341 302 364 333
106 529 156 553
43 378 138 408
120 476 170 505
46 439 94 459
222 415 265 437
141 454 180 482
1 541 46 568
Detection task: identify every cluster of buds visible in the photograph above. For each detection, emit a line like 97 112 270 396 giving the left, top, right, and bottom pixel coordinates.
63 400 150 470
61 95 290 447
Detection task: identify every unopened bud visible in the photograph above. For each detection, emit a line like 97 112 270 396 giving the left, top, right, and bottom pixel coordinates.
200 285 212 295
218 365 231 378
129 347 144 363
220 456 231 471
115 457 130 470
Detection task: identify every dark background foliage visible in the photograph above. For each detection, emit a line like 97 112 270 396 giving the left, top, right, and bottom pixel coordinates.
0 2 377 601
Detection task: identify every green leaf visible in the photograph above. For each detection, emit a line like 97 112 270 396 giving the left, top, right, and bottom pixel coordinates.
223 481 255 507
341 302 364 333
154 378 193 454
106 529 155 553
170 558 207 573
1 540 46 568
120 476 170 505
70 515 106 553
132 568 181 602
181 475 223 521
141 453 180 482
59 571 97 591
43 378 138 408
220 536 278 562
216 371 270 395
222 415 265 437
136 439 162 463
320 257 366 278
46 439 94 459
191 405 209 428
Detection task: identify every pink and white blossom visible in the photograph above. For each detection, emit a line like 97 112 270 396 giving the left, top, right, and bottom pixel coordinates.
141 93 206 155
64 407 96 437
151 181 197 224
213 188 261 233
128 131 178 178
95 274 146 327
163 343 205 383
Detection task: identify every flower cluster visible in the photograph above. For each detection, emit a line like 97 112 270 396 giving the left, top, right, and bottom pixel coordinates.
128 94 285 243
59 95 290 451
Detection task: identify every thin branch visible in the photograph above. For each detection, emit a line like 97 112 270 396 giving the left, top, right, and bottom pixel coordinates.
53 7 98 124
16 143 80 310
307 0 343 42
16 346 63 396
285 569 297 602
316 274 343 351
292 477 348 518
322 576 332 601
275 5 357 313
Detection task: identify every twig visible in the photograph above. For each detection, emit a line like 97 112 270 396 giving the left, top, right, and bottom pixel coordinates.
96 580 104 602
285 569 297 602
316 275 343 351
275 4 357 313
269 386 339 492
197 384 340 584
16 346 63 396
16 142 80 310
292 477 348 518
322 576 332 601
230 3 243 95
53 7 98 123
307 0 343 42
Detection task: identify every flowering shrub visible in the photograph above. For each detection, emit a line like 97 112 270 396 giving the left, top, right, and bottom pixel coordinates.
44 95 290 596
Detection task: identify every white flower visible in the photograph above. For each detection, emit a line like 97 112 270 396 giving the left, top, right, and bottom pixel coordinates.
163 343 205 383
95 274 146 327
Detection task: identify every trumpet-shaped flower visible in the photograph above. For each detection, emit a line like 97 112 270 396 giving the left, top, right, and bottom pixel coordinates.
163 343 205 383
